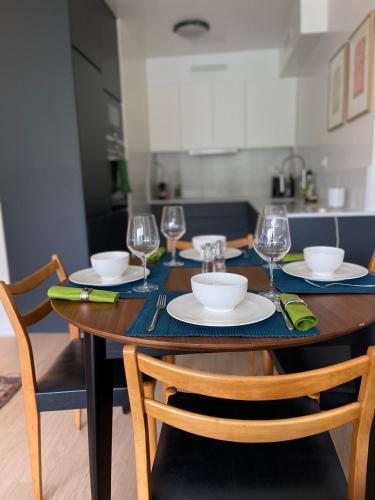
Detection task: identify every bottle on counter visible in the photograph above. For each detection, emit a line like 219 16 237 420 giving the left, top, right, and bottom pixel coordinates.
304 170 318 202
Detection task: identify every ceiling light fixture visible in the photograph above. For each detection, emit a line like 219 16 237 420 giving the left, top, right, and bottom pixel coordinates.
173 19 210 38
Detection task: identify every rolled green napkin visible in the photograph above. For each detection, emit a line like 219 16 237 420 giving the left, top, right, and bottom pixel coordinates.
48 286 119 303
147 246 166 264
279 293 318 332
282 253 304 263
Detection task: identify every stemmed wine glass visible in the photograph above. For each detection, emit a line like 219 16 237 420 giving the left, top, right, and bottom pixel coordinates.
253 205 291 301
126 214 160 292
161 205 186 267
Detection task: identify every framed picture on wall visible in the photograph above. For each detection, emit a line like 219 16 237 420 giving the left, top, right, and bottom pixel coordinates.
328 43 348 130
347 12 375 121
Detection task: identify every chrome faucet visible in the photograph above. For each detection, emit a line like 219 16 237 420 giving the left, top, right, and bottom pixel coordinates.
281 154 307 191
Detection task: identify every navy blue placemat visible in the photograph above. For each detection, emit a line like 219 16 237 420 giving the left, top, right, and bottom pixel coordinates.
126 291 319 338
67 264 170 298
274 269 375 294
159 248 263 268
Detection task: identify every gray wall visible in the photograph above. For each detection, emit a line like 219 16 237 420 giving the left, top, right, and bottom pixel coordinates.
0 1 89 331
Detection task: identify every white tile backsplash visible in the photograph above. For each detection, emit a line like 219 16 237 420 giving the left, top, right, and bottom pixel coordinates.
153 148 292 200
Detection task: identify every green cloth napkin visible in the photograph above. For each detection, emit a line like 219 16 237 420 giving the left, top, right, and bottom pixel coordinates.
282 253 304 263
147 246 166 264
48 286 119 303
279 293 318 332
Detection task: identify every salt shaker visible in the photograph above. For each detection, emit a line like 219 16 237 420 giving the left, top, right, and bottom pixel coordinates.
201 243 214 273
213 240 226 273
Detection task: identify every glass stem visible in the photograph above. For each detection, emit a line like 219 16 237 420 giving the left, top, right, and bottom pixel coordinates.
142 255 147 287
269 259 275 295
171 239 176 264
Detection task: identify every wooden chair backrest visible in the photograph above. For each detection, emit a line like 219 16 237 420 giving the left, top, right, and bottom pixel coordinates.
0 255 74 395
369 250 375 274
124 345 375 500
171 233 254 251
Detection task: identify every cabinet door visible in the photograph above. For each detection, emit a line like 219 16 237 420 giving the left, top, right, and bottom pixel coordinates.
68 0 102 69
180 83 211 150
212 81 245 148
148 85 180 152
100 2 121 100
72 50 111 216
246 78 296 148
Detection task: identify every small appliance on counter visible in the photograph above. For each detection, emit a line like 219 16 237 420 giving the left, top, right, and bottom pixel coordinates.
271 166 286 198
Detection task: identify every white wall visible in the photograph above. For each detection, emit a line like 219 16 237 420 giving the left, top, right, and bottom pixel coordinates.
295 0 375 209
0 203 12 336
117 19 150 213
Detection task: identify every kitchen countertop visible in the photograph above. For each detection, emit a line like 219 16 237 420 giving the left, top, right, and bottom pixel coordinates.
149 196 375 218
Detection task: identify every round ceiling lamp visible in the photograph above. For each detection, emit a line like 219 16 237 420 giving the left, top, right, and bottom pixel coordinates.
173 19 210 38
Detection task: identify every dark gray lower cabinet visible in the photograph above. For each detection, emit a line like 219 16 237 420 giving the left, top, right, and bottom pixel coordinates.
152 202 258 245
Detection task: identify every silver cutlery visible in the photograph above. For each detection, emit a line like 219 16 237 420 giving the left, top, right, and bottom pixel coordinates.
304 279 375 289
273 298 294 331
147 294 167 332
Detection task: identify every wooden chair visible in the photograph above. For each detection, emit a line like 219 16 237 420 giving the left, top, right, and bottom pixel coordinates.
269 249 375 397
0 255 130 500
124 345 375 500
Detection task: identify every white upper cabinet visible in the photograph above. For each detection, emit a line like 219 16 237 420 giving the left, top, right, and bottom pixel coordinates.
148 85 180 152
212 81 245 148
180 83 212 150
147 78 296 152
246 78 296 148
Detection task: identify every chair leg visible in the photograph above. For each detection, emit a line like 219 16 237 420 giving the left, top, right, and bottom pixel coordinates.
74 409 82 431
161 355 175 403
24 399 42 500
262 350 274 375
143 380 157 466
248 351 256 375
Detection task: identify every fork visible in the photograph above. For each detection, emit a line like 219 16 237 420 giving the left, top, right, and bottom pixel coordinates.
304 279 375 289
147 294 167 332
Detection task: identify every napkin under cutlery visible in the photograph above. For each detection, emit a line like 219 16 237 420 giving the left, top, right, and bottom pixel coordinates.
279 293 318 331
48 286 119 303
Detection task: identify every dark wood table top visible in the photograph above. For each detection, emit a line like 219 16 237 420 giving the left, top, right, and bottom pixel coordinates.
52 266 375 352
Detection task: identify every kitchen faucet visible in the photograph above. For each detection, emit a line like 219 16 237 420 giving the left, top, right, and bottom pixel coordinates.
281 154 307 193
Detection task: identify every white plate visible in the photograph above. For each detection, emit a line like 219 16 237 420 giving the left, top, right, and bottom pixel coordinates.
167 292 275 327
69 265 150 287
282 261 368 282
179 247 242 262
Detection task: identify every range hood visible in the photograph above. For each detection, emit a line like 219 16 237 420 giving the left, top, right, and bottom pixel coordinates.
188 148 238 156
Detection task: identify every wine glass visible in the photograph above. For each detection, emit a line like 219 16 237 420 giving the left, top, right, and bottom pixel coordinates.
161 205 186 267
126 214 160 292
253 205 291 301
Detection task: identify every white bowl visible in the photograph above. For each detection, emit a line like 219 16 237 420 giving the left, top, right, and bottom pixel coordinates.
303 246 345 277
192 235 227 253
90 251 129 281
191 272 248 312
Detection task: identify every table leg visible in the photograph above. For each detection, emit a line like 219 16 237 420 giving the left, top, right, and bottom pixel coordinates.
84 332 113 500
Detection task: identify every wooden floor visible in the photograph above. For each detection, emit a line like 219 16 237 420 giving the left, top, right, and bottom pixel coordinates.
0 333 351 499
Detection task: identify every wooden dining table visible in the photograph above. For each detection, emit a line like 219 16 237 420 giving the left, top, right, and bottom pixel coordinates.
52 265 375 500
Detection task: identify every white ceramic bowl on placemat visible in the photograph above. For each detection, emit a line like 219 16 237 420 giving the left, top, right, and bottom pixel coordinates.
303 246 344 278
192 234 226 253
191 272 247 312
90 251 129 281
